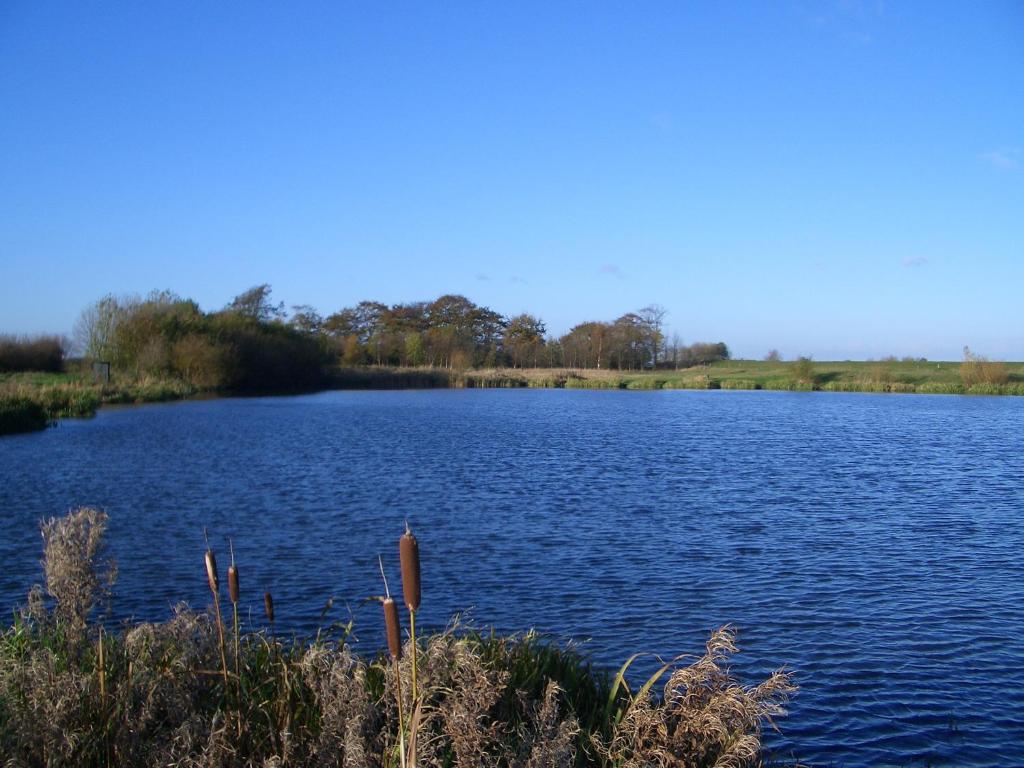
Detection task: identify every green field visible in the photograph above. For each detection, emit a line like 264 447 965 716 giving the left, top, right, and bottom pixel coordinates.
332 359 1024 396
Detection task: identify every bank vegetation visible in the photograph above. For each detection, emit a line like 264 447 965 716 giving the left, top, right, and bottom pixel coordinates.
0 509 795 767
2 286 1021 435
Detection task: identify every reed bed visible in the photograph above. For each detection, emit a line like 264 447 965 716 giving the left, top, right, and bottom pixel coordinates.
0 374 196 435
0 509 796 767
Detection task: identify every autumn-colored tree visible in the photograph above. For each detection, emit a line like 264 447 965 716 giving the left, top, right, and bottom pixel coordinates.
504 313 546 368
341 335 363 366
961 346 1008 386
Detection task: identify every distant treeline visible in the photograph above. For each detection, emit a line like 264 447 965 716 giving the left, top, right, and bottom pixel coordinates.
0 335 64 373
65 286 727 387
291 292 727 370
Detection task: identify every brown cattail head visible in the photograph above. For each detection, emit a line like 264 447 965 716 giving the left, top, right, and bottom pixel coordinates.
227 564 239 604
399 525 421 611
263 591 275 624
383 596 402 659
204 549 219 594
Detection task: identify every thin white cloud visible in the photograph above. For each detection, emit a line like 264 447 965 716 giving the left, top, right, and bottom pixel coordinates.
902 256 929 268
980 148 1020 170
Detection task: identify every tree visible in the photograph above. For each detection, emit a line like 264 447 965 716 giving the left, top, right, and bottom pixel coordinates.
638 304 668 367
341 335 364 366
764 349 781 362
74 295 122 360
504 313 547 368
609 313 647 370
559 322 609 369
289 305 323 335
792 356 816 385
404 333 425 367
225 285 285 323
961 346 1008 386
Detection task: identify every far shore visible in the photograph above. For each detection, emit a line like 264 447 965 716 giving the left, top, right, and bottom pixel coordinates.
3 358 1023 437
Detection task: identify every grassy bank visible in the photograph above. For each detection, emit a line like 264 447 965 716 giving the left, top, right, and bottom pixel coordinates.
0 371 195 436
7 357 1020 436
329 359 1024 396
1 510 794 767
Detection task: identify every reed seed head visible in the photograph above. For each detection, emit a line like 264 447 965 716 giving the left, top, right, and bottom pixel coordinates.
263 591 274 624
383 596 402 659
204 549 218 594
227 564 239 604
399 524 421 612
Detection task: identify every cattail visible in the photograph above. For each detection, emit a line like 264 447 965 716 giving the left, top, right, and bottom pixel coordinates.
205 549 219 593
203 540 229 689
383 597 402 659
399 524 421 612
228 564 239 604
264 591 275 624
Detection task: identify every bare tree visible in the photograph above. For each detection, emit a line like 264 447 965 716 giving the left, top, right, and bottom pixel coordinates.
73 295 121 360
638 304 668 367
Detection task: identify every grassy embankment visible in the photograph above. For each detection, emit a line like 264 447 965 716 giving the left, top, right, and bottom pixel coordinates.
0 509 794 767
0 370 194 436
330 358 1024 395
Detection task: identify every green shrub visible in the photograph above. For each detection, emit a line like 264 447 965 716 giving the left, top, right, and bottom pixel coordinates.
564 376 624 389
719 379 758 390
916 382 966 395
663 375 713 390
791 357 817 387
966 383 1005 396
35 386 102 419
0 396 48 435
624 377 665 390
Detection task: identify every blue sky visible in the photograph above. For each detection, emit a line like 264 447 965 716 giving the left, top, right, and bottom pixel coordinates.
1 1 1021 359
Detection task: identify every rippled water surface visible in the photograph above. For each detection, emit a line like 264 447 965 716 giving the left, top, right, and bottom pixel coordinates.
2 389 1023 765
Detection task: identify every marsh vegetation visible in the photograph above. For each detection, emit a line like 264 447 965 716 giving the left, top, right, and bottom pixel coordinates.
0 509 794 767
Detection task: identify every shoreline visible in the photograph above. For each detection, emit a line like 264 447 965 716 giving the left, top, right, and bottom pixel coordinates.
4 361 1023 437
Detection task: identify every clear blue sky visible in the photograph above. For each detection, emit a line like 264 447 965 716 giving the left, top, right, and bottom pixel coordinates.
1 2 1021 360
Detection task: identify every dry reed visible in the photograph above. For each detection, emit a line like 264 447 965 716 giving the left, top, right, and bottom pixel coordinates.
204 537 230 690
0 510 796 767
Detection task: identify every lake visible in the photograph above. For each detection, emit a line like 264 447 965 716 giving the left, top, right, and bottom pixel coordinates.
1 389 1023 766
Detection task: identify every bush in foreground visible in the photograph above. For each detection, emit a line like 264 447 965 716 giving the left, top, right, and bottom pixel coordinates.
0 510 795 767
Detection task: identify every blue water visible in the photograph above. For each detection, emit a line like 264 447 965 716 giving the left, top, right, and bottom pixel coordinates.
2 389 1023 766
